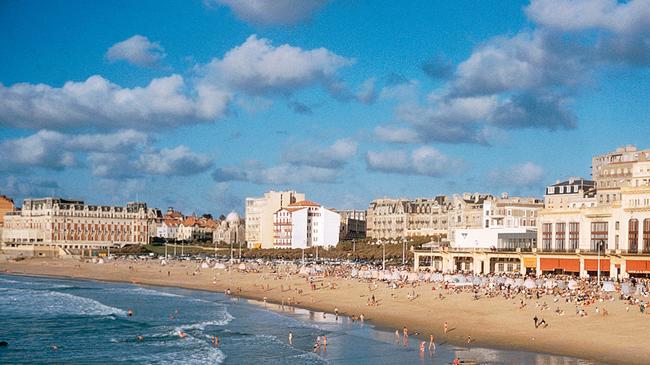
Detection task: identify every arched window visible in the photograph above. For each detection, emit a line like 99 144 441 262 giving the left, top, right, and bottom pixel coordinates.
629 219 639 253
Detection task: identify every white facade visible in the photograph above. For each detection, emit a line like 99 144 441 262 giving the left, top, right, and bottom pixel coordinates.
156 221 179 240
245 190 305 248
273 201 340 249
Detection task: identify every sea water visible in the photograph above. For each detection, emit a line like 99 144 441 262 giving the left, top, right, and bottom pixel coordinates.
0 274 601 364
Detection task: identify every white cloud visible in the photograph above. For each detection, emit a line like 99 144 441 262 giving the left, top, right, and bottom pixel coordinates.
365 146 462 177
0 75 231 130
90 146 213 178
106 35 166 67
200 34 353 95
282 138 357 168
0 131 76 171
487 162 545 188
208 0 328 26
212 162 339 184
374 125 421 144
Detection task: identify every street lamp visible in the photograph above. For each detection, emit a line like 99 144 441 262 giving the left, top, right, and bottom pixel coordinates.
598 240 605 286
379 239 385 270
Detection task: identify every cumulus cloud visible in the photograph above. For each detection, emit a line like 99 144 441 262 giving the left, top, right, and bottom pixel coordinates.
0 129 147 172
0 75 230 130
487 162 545 188
365 146 462 177
212 162 339 184
374 125 421 144
282 138 357 168
1 175 62 200
208 0 329 26
90 145 213 178
200 35 353 96
106 35 166 67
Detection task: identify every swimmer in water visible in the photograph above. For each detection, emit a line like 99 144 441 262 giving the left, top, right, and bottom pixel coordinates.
288 331 293 345
136 335 144 341
127 309 133 317
178 331 187 338
50 344 59 351
323 336 327 349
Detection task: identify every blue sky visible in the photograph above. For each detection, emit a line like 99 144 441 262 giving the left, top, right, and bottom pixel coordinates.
1 0 649 215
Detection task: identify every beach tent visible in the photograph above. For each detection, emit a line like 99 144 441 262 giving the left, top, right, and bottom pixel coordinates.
371 270 379 279
545 279 556 289
432 273 444 282
350 268 359 278
504 278 515 287
514 278 524 287
473 277 482 286
601 281 616 292
636 283 647 296
407 272 419 283
97 258 105 265
201 262 209 269
524 278 536 289
238 263 246 270
391 271 401 281
621 283 632 295
535 278 544 287
214 263 226 269
556 281 567 290
160 259 167 266
568 280 578 290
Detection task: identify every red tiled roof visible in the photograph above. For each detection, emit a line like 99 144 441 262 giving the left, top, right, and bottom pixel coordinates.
288 200 321 207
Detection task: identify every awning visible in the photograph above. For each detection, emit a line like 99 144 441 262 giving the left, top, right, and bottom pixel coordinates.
584 259 610 271
523 257 537 268
626 260 650 273
540 258 580 272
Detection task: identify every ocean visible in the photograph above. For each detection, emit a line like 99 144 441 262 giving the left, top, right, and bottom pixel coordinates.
0 274 600 364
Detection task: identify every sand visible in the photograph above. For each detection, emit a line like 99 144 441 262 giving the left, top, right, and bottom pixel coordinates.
1 257 645 364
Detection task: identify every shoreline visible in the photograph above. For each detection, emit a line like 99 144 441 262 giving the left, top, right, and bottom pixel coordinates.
1 258 642 364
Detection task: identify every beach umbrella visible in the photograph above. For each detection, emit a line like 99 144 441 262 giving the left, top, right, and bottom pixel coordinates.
568 280 578 290
505 278 515 286
238 263 246 270
601 281 616 292
201 262 209 269
160 260 167 266
524 278 536 289
556 281 567 290
350 268 359 278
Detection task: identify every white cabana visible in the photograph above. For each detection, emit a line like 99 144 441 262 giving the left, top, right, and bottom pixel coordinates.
160 259 167 266
238 263 246 270
214 263 226 269
535 278 544 287
636 283 647 295
371 270 379 279
432 273 444 282
545 279 556 289
601 281 616 292
201 262 209 269
350 269 359 278
556 281 566 290
621 282 632 295
514 278 524 287
97 258 105 265
407 272 419 283
504 278 515 287
391 272 401 281
568 280 578 290
524 278 536 289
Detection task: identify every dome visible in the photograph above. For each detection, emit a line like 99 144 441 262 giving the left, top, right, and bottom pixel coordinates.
226 211 240 223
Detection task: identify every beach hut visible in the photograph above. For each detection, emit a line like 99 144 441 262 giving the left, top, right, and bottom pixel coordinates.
601 281 616 292
524 278 536 289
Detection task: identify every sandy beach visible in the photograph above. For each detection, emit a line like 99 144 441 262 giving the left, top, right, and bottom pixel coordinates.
1 257 646 364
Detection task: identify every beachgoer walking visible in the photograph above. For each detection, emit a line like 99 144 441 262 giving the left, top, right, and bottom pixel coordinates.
443 321 448 334
288 331 293 345
429 334 435 351
395 329 400 344
533 315 539 328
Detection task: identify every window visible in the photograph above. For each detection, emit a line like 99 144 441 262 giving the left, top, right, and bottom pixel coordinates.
542 223 552 251
555 223 566 251
643 218 650 253
629 219 639 253
568 222 579 250
590 222 608 251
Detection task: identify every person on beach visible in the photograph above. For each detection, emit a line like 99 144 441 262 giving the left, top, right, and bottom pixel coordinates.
403 326 409 346
429 334 435 351
323 335 327 349
395 329 400 344
443 321 448 334
288 331 293 345
533 315 538 328
419 341 425 352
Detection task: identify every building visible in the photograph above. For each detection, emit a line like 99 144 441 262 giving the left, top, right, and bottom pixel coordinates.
337 210 366 240
156 219 180 241
366 197 450 240
273 200 340 249
177 215 216 242
213 212 245 246
2 197 151 250
453 194 543 251
0 195 15 227
245 190 305 248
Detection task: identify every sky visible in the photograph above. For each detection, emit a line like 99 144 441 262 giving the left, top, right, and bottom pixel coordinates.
1 0 649 215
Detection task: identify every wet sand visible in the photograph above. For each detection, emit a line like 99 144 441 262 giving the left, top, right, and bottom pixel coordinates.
1 257 645 364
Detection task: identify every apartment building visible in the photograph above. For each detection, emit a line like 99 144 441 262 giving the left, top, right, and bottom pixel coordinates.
337 210 367 240
245 190 305 248
366 197 450 240
273 200 340 249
